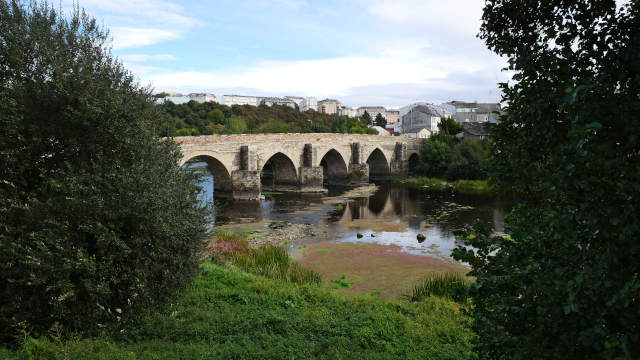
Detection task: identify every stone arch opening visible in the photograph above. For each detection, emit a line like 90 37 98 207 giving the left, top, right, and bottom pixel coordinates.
183 155 232 199
319 149 348 185
366 148 390 181
408 153 419 175
261 152 298 191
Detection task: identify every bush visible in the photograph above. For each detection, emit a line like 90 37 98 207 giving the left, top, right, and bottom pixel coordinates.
403 273 472 303
445 139 488 180
415 139 451 176
0 2 209 342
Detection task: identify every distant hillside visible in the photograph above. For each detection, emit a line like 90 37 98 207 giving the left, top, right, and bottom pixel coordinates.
155 100 374 136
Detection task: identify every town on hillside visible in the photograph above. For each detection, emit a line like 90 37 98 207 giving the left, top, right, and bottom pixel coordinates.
156 92 501 140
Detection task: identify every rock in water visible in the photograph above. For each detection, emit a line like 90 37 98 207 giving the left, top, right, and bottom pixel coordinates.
417 233 426 243
356 232 363 238
371 233 377 237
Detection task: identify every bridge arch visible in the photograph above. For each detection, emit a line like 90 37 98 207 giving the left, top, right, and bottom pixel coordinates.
260 152 299 191
182 155 232 198
319 149 348 185
366 148 390 181
408 153 420 175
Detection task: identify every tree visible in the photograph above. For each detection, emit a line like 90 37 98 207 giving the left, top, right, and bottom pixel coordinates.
374 113 387 128
207 109 225 125
445 139 488 180
437 117 462 136
362 111 372 126
415 139 451 176
453 1 640 358
224 115 247 134
0 1 209 341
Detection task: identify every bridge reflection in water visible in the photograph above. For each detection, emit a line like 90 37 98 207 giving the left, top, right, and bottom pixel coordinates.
212 184 509 259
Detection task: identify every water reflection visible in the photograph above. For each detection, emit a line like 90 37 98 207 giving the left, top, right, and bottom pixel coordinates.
214 184 510 260
331 186 509 258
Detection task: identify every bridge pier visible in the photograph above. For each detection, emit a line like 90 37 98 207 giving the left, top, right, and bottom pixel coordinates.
390 142 409 177
299 144 325 192
232 145 261 200
349 142 369 185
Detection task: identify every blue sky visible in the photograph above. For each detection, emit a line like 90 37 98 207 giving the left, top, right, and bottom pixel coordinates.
64 0 512 107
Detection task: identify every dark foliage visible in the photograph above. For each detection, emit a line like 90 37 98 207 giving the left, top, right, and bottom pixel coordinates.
437 117 462 136
445 139 488 180
374 113 387 128
453 1 640 358
0 1 209 342
361 110 372 126
415 139 451 176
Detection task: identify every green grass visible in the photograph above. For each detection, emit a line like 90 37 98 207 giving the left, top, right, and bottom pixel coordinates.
452 180 493 196
231 245 322 286
397 177 493 196
396 177 450 190
2 263 475 359
331 274 352 289
404 272 473 303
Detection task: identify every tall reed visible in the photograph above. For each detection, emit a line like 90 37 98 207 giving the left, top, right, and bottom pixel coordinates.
404 273 472 303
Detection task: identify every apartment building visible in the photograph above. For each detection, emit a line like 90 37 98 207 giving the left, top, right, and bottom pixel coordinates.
318 99 341 115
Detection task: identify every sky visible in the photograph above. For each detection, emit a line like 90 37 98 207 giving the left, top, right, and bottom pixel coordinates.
61 0 513 108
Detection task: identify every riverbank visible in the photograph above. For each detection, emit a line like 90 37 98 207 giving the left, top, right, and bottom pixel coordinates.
2 262 475 359
396 177 493 196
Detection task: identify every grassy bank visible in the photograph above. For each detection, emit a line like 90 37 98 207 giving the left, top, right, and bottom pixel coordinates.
397 177 493 196
2 262 475 359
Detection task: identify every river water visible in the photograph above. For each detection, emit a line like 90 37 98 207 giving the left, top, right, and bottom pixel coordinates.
191 163 511 298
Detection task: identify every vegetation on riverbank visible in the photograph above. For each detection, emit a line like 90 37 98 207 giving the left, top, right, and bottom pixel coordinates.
396 177 493 196
414 118 490 181
207 231 322 285
404 273 472 303
1 262 476 359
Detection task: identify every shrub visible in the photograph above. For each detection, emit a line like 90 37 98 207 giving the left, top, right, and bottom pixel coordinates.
445 139 488 180
403 273 472 303
415 139 451 176
205 231 249 263
0 1 209 342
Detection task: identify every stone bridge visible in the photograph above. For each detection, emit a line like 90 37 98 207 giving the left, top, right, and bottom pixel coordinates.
176 133 423 200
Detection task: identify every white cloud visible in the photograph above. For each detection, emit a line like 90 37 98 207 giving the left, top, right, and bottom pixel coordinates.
62 0 201 49
111 28 180 50
120 54 177 62
143 44 507 106
366 0 484 38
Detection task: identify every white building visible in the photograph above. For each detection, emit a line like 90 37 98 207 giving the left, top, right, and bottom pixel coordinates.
261 97 297 108
338 106 356 117
223 95 262 107
188 93 217 103
157 95 190 105
301 97 317 112
447 101 501 123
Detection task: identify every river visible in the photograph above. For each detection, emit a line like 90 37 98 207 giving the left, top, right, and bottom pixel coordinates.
191 162 510 298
